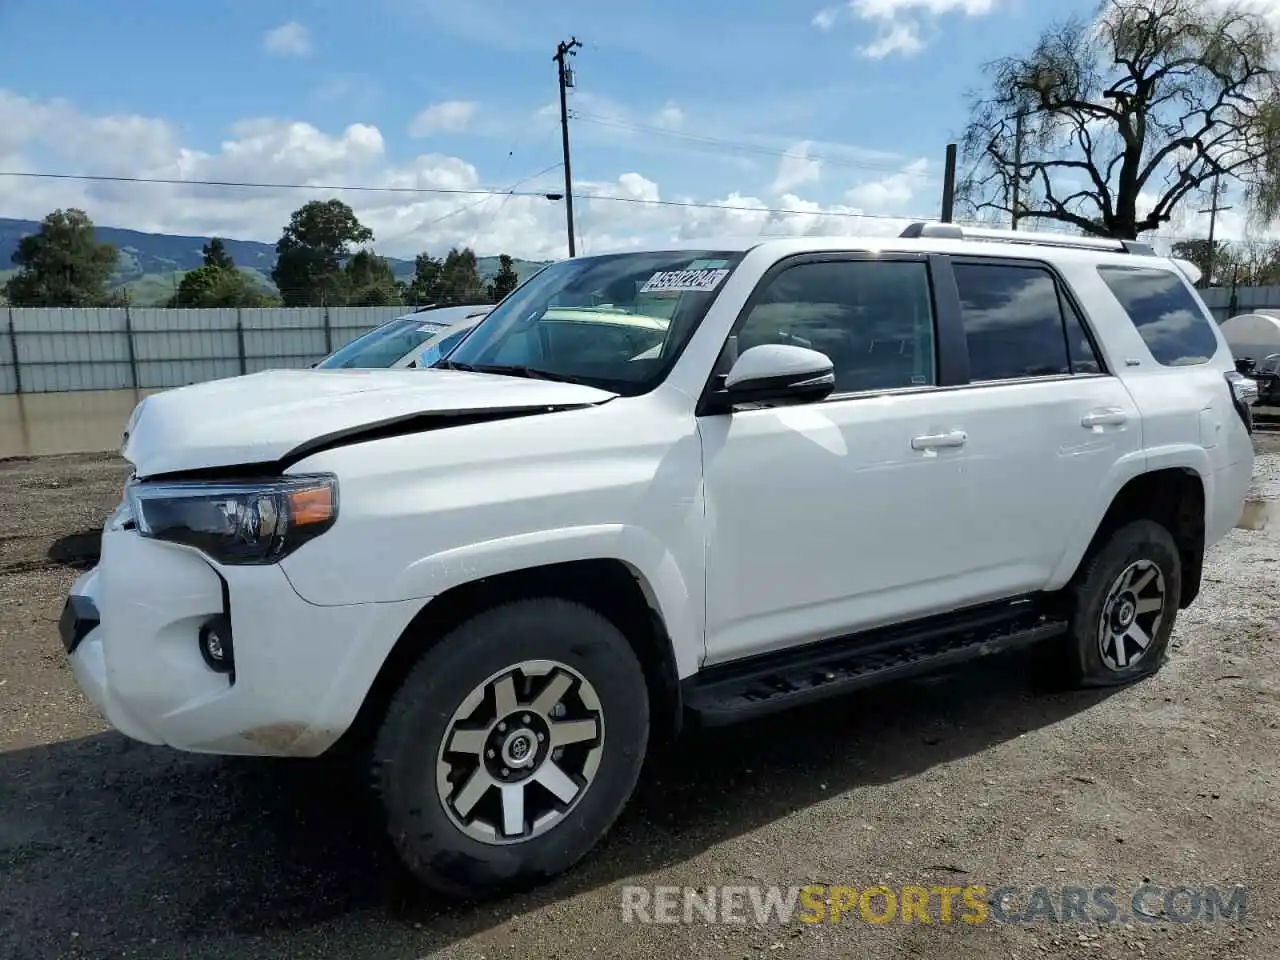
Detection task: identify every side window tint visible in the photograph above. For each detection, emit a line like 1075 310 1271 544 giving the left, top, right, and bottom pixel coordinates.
953 263 1070 381
1061 297 1102 374
737 260 937 393
1097 266 1219 366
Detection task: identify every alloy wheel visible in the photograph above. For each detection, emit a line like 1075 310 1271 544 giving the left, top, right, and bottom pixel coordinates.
1097 559 1167 671
435 659 605 845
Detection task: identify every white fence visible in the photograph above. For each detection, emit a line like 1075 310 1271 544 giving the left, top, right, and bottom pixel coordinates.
0 306 407 394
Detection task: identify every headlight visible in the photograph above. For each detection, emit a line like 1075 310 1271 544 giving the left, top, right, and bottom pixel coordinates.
126 474 338 565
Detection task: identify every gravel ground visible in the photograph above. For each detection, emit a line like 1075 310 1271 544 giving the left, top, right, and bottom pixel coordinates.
1 440 1278 960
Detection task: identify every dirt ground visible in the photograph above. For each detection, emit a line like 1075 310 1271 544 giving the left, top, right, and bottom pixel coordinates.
1 440 1278 960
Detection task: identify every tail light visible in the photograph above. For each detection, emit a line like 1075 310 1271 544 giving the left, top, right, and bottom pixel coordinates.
1225 371 1259 433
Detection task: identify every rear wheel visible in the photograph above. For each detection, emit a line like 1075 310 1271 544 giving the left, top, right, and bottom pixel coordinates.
372 597 649 898
1056 519 1183 688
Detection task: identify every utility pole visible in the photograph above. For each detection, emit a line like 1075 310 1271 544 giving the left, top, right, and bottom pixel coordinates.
1010 109 1025 231
1198 174 1232 288
554 37 582 257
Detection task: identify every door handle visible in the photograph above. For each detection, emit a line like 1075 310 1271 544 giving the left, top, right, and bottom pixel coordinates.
1081 408 1128 428
911 430 967 450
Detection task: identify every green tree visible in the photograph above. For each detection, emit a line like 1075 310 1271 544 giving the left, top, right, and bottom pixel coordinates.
405 252 444 305
438 247 484 305
486 254 520 303
202 237 236 271
959 0 1280 238
2 208 119 306
344 249 403 306
1170 239 1234 287
167 265 277 308
1226 238 1280 286
271 199 373 306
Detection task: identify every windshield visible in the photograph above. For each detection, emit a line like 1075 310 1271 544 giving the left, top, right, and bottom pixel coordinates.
415 320 482 367
443 250 746 394
317 316 450 369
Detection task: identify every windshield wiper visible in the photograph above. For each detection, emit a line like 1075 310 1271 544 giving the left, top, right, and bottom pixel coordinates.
465 363 584 384
435 359 476 371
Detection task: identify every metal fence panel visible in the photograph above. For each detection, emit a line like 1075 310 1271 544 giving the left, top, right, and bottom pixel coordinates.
1200 286 1280 322
1 305 407 394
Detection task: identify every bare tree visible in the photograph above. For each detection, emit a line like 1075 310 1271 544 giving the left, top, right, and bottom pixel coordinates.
958 0 1280 239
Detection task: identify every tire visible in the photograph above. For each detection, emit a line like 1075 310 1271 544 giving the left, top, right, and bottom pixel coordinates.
371 597 650 899
1057 519 1183 688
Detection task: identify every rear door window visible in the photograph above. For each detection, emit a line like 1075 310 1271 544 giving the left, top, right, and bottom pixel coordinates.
1096 265 1219 366
952 262 1073 381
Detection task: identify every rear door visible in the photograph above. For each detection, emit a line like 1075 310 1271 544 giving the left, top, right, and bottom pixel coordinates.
936 257 1145 590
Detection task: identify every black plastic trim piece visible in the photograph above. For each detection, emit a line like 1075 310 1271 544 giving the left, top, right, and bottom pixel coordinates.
683 596 1066 726
136 402 601 482
925 254 970 386
702 370 836 414
277 403 597 469
59 595 100 655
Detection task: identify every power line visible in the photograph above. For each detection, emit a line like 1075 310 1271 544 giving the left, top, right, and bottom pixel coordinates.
568 111 912 176
5 167 1250 241
0 170 563 200
0 169 941 222
420 161 564 228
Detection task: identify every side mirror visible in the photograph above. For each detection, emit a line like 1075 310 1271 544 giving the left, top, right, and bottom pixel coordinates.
709 343 835 411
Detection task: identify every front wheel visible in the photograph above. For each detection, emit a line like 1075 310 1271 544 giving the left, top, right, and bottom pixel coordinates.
1058 519 1183 688
372 597 650 898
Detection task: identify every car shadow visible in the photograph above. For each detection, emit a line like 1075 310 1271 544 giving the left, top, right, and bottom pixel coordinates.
0 655 1120 960
46 527 102 570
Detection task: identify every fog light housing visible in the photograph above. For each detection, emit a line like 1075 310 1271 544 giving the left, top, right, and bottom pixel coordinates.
199 616 235 675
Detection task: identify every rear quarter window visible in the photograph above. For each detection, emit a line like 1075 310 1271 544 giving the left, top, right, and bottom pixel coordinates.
1096 265 1220 366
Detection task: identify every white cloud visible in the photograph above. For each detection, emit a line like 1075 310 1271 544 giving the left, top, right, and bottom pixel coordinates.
263 22 312 57
860 21 924 58
771 142 823 194
819 0 999 57
0 89 946 263
813 7 840 30
852 0 996 16
408 101 478 137
845 157 931 211
652 102 684 129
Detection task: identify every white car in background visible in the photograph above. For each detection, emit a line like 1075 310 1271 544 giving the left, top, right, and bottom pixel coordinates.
314 304 492 370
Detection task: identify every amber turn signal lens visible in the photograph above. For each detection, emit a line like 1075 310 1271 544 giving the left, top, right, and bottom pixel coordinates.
288 485 335 526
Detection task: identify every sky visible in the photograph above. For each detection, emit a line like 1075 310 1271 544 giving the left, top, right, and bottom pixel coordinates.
0 0 1269 261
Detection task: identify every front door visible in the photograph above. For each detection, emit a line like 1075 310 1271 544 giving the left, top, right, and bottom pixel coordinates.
699 255 982 666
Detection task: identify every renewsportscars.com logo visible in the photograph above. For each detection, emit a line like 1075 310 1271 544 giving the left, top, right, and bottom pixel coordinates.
620 884 1248 926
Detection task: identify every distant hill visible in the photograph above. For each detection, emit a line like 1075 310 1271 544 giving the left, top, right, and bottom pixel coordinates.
0 218 548 306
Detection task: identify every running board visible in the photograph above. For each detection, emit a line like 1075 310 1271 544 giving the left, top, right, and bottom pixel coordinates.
683 599 1068 727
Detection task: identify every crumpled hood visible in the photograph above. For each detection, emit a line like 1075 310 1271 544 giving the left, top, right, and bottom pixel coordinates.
122 367 616 477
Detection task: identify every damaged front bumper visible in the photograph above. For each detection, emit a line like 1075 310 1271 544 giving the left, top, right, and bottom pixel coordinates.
61 514 423 757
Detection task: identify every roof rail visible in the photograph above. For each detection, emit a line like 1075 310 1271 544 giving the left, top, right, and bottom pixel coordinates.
898 221 1156 256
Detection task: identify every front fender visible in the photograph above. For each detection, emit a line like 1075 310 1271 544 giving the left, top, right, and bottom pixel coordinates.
290 522 706 680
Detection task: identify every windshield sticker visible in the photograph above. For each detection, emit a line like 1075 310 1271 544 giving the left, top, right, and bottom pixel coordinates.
684 258 730 271
640 267 731 294
418 322 446 332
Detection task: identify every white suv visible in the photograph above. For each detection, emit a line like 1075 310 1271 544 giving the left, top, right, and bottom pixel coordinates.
61 223 1257 898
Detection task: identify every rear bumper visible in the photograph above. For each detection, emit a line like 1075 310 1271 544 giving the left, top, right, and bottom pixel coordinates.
63 524 422 757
